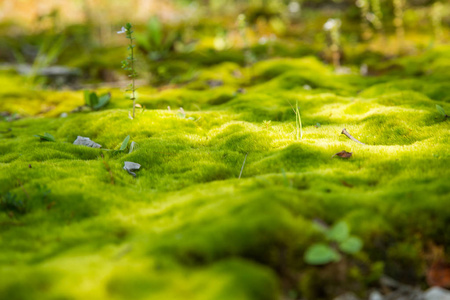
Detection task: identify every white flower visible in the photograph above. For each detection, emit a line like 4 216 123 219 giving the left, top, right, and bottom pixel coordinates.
117 26 126 34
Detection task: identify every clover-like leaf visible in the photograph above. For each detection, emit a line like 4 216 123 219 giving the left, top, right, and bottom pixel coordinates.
339 236 363 254
304 243 341 265
327 221 349 242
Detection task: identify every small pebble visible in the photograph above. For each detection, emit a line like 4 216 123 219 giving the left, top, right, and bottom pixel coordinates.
369 291 384 300
423 287 450 300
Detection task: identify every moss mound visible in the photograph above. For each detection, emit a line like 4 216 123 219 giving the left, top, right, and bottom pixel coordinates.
1 48 450 299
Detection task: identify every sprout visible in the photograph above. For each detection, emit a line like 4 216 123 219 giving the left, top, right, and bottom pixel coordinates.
118 23 138 119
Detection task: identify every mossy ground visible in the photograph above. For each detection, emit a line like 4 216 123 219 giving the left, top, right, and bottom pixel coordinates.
1 46 450 300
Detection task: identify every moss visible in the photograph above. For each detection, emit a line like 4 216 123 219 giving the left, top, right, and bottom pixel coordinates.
1 48 450 299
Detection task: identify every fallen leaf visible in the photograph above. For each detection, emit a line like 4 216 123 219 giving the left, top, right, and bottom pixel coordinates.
332 150 352 159
427 261 450 288
426 244 450 288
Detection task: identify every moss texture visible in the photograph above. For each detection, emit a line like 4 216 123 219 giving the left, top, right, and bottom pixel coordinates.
1 48 450 299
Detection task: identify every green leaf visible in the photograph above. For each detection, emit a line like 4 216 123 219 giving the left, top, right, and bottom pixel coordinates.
304 243 341 265
89 92 98 108
93 93 111 110
436 105 447 117
119 135 130 151
84 90 90 106
339 236 363 254
34 132 55 142
327 221 349 242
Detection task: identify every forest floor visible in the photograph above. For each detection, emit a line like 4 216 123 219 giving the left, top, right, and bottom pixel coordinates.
0 45 449 300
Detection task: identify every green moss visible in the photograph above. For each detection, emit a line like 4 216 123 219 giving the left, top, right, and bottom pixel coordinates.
1 48 450 299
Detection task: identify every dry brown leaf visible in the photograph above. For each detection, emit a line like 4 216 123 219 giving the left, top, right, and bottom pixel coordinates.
427 262 450 288
426 244 450 288
332 150 352 159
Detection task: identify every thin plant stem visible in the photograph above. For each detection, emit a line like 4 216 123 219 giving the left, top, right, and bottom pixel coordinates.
130 36 136 118
296 100 303 140
239 153 248 179
288 100 303 141
119 23 138 119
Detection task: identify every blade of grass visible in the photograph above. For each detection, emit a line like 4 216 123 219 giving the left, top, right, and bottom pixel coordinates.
239 153 248 179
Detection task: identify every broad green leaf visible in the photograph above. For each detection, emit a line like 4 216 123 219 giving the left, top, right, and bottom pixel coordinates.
93 93 111 110
339 236 363 254
89 92 98 108
304 243 341 265
119 135 130 151
84 90 90 106
436 105 447 117
327 221 349 242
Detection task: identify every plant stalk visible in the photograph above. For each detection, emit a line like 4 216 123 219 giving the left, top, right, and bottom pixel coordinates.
341 128 366 145
239 153 248 179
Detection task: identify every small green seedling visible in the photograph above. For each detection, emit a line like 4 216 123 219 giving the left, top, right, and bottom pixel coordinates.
84 91 111 110
177 107 198 121
288 100 303 140
436 105 448 120
102 135 136 153
118 23 138 119
262 120 272 130
119 135 131 152
304 221 363 265
34 132 56 142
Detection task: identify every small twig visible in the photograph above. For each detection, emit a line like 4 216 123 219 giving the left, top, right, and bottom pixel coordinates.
341 128 366 145
239 153 248 179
